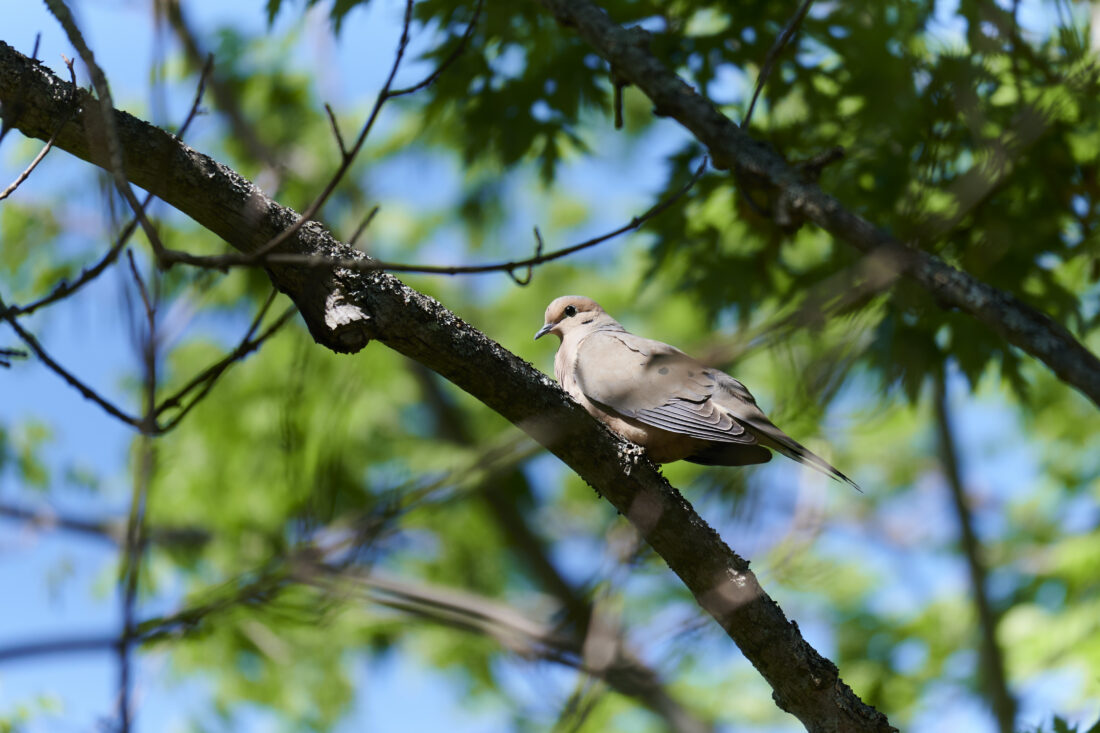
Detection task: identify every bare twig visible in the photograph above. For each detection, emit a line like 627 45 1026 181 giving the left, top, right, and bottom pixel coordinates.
153 156 708 279
933 373 1016 733
126 250 155 326
347 204 381 247
1 60 209 320
0 293 142 427
174 53 214 141
742 0 815 128
155 301 296 433
44 0 170 263
0 194 151 320
0 346 27 368
0 57 76 201
387 0 484 97
157 0 480 267
229 0 416 260
323 102 348 157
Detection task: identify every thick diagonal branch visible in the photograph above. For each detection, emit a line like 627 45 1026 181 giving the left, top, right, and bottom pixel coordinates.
531 0 1100 410
0 42 892 732
410 364 711 733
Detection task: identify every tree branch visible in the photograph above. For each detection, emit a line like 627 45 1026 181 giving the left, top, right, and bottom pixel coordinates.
530 0 1100 410
410 364 712 733
131 156 707 282
0 41 892 731
0 56 75 201
0 291 143 428
933 373 1016 733
742 0 815 129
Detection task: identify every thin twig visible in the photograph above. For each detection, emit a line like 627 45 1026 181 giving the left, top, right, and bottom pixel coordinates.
174 53 214 141
742 0 815 129
235 0 417 261
387 0 484 97
155 304 296 433
347 204 381 247
0 194 150 319
154 288 278 416
44 0 170 264
156 156 708 279
511 228 544 286
323 102 348 156
1 61 209 320
126 250 155 325
0 294 142 428
0 346 27 368
0 56 76 201
162 0 480 266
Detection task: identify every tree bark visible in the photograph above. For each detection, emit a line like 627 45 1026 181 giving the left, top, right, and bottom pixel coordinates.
0 41 893 732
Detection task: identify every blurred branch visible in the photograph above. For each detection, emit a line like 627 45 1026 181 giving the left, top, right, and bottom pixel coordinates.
0 502 209 547
153 289 292 429
179 0 480 264
346 204 380 247
159 0 285 176
0 41 893 731
0 346 27 367
0 555 690 730
0 634 122 663
44 0 170 262
117 243 165 733
742 0 814 129
933 373 1017 733
532 0 1100 411
410 364 712 733
1 58 209 320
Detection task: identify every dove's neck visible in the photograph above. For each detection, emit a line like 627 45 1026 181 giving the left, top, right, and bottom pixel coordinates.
555 314 627 386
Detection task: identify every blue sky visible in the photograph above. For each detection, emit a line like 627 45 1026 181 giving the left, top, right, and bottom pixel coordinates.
1 1 1096 732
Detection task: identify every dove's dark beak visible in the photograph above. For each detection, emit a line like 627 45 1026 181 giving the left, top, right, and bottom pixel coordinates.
534 323 553 341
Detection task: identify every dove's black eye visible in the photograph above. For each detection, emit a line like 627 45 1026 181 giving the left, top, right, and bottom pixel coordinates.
563 305 577 318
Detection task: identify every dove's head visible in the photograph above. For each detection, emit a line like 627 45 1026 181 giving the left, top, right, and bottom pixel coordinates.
534 296 615 341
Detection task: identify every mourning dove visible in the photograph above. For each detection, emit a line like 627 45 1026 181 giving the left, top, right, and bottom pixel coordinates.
535 295 860 489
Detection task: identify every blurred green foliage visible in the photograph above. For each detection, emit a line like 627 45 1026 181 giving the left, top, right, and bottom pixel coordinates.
3 0 1100 731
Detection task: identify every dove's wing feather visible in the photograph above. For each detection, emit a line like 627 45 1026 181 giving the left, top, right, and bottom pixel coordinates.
573 331 758 445
711 373 862 490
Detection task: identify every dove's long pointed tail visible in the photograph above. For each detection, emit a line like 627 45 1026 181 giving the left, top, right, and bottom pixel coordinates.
749 422 862 492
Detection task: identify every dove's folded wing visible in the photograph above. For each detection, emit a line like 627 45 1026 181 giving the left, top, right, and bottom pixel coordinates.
573 332 760 445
